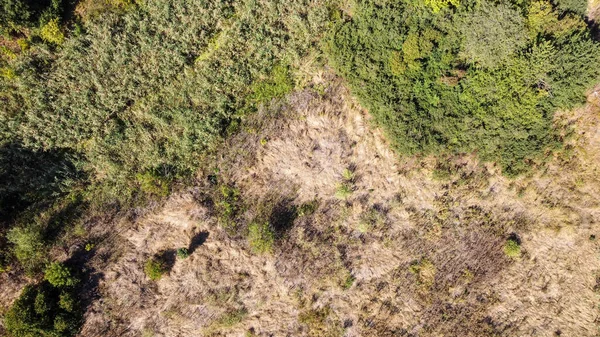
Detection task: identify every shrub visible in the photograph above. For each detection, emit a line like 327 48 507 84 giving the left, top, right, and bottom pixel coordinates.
342 273 355 289
214 308 248 328
298 306 344 337
144 257 167 281
504 239 521 258
176 247 189 259
250 64 294 105
44 262 78 287
248 221 275 254
297 199 319 217
39 18 65 45
335 183 353 200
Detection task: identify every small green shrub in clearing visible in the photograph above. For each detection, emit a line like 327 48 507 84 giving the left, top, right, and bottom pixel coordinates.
176 247 189 259
341 168 355 181
409 258 436 288
335 183 353 200
135 171 170 197
504 239 521 258
298 306 343 337
335 168 355 199
144 258 167 281
248 221 275 254
44 262 78 287
342 274 355 290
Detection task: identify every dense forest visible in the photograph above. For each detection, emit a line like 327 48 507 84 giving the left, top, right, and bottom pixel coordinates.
0 0 598 335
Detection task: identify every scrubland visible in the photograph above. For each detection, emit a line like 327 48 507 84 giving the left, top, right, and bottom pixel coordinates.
1 0 600 336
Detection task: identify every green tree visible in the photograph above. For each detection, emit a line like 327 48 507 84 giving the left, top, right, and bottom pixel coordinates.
457 2 528 69
4 283 81 337
44 262 78 287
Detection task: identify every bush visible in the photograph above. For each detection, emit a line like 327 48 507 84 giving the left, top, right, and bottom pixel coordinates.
144 257 167 281
504 239 521 258
44 262 78 287
176 247 189 259
248 221 275 254
39 18 64 45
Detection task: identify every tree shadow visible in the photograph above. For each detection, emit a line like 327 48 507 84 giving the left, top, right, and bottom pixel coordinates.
268 198 298 237
508 232 521 245
188 231 209 255
0 142 83 222
155 249 177 273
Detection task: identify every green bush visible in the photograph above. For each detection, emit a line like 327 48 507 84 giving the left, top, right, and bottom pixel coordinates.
39 18 64 45
44 262 78 287
248 221 275 254
144 257 167 281
504 239 521 258
176 247 189 259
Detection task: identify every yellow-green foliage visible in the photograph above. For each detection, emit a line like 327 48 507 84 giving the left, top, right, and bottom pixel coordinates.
248 221 275 254
250 65 294 104
144 258 167 281
135 172 170 197
40 18 65 45
424 0 459 13
299 306 343 337
504 239 521 258
216 185 242 230
44 262 78 287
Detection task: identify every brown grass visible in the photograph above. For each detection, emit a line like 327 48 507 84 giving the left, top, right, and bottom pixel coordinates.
11 75 598 337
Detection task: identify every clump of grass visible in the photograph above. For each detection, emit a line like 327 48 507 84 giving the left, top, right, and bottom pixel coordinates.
144 258 167 281
357 207 385 233
250 64 294 104
335 183 353 200
409 258 436 289
248 221 275 254
335 167 356 200
216 185 243 232
342 168 355 181
205 307 248 332
297 199 319 217
342 273 355 290
504 239 521 258
299 306 344 337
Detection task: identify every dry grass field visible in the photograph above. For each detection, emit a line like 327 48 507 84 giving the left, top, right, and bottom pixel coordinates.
71 75 600 337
